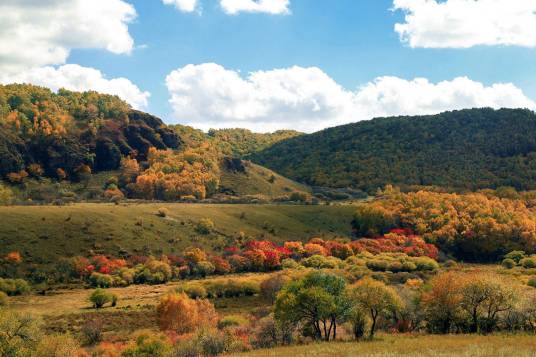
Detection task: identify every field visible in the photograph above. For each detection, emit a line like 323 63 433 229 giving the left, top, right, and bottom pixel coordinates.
231 334 536 357
0 203 356 264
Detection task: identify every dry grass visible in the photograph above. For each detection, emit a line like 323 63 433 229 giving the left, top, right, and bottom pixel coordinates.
230 334 536 357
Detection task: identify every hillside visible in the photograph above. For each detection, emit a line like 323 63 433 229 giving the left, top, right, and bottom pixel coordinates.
252 108 536 192
0 84 309 202
0 203 355 265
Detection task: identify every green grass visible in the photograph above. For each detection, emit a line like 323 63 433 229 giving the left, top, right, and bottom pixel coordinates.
220 162 311 198
230 334 536 357
0 203 355 264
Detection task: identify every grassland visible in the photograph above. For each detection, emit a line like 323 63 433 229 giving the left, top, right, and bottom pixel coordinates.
219 162 311 198
0 203 355 265
231 334 536 357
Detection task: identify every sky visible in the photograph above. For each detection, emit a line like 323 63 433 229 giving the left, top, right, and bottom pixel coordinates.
1 0 536 132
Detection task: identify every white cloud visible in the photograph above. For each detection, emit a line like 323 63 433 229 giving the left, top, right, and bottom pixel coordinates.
165 63 536 133
220 0 290 15
1 64 150 110
393 0 536 48
162 0 198 13
0 0 136 73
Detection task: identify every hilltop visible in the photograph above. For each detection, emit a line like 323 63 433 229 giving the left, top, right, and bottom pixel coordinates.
252 108 536 192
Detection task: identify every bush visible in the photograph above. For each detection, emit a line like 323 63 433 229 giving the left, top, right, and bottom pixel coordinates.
260 274 292 303
504 251 526 263
502 258 516 269
528 278 536 288
89 272 114 288
520 257 536 269
82 319 103 345
301 255 342 269
35 334 80 356
157 207 169 217
122 333 172 357
0 291 7 306
89 289 116 309
196 218 215 234
217 315 248 329
184 284 207 299
0 278 30 296
281 258 301 270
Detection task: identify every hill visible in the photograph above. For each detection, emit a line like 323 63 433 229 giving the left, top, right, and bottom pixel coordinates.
0 203 356 265
0 84 309 202
252 108 536 192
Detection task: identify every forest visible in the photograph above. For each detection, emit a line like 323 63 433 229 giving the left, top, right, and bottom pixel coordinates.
252 108 536 192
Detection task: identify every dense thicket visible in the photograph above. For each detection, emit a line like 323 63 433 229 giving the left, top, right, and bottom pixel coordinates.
0 84 180 180
352 187 536 262
252 108 536 192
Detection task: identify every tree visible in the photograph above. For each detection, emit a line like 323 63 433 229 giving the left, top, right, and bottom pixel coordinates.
156 293 217 334
348 277 402 338
274 271 349 341
421 272 464 333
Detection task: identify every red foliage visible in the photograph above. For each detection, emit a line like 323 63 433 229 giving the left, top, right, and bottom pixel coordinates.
350 229 438 260
5 251 22 264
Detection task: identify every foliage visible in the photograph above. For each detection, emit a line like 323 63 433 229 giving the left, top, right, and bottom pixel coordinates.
156 293 217 334
35 334 80 357
252 108 536 192
353 189 536 261
0 84 180 182
275 271 349 341
122 333 172 357
0 311 42 356
0 291 7 307
0 278 30 296
0 183 13 205
89 288 116 309
348 277 402 338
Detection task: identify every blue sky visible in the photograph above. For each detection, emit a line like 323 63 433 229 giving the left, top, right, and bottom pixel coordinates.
2 0 536 132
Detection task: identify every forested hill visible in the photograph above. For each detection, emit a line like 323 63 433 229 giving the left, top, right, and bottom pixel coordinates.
251 108 536 192
0 84 181 179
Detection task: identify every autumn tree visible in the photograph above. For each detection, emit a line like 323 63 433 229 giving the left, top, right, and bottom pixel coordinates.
348 277 402 338
421 272 464 333
156 293 217 334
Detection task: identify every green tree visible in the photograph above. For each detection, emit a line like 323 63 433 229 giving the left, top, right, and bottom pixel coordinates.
348 277 402 339
274 271 349 341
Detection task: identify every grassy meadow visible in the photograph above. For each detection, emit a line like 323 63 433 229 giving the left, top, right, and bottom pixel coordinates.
0 203 355 265
231 334 536 357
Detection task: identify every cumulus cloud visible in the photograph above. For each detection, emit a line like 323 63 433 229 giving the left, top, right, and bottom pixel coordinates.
220 0 290 15
165 63 536 132
1 64 150 110
393 0 536 48
162 0 198 13
0 0 136 73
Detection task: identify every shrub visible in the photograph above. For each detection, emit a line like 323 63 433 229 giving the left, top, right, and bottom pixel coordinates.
0 291 7 306
157 207 169 217
260 273 292 303
0 311 41 355
502 258 516 269
89 289 116 309
413 257 439 271
528 278 536 288
89 272 114 288
217 315 248 329
0 278 30 296
0 183 14 205
193 261 216 277
301 255 342 269
521 257 536 269
504 251 526 264
82 319 103 345
196 218 215 234
184 284 207 299
35 334 80 356
122 333 172 357
281 258 301 270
